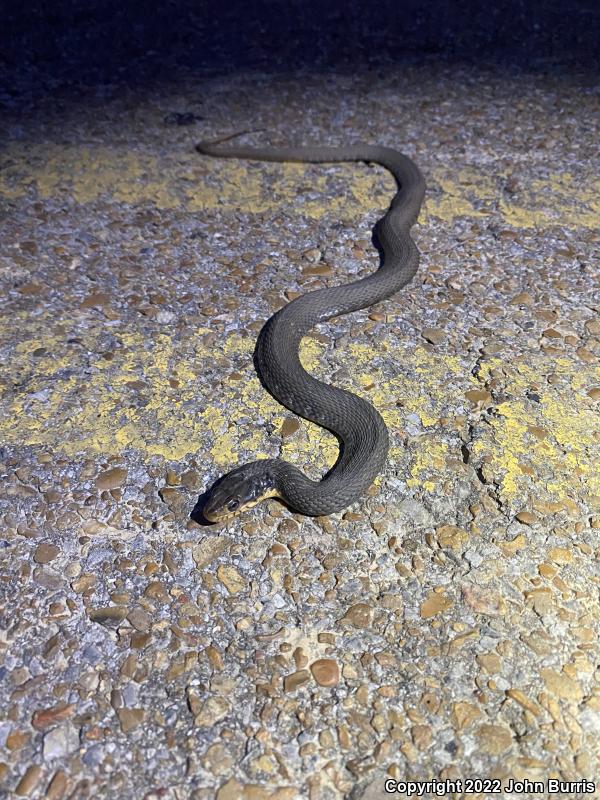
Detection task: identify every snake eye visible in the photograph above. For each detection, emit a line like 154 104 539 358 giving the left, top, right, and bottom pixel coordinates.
227 499 240 512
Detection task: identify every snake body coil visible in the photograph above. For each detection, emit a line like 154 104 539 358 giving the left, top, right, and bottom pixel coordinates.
197 138 425 521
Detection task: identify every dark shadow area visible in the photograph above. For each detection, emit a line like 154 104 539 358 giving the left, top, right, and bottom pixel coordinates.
1 0 598 109
189 493 218 526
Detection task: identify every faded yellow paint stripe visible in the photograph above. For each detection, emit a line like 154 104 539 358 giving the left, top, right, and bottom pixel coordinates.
2 305 597 510
472 356 600 506
0 308 468 485
1 143 598 227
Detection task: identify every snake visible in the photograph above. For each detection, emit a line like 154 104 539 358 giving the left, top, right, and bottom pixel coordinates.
196 134 425 522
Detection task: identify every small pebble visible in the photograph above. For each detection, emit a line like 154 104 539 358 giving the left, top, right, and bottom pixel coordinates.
14 764 42 796
310 659 340 687
421 326 445 344
95 467 127 490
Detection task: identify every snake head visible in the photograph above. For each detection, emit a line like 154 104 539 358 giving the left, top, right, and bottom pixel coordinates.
202 461 280 522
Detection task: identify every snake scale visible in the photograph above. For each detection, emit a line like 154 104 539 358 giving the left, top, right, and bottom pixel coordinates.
196 136 425 521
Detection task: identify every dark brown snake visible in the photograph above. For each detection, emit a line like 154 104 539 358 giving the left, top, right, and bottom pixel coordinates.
196 136 425 521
